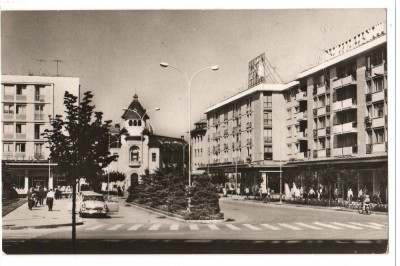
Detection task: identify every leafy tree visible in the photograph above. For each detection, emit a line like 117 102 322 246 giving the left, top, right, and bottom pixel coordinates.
42 91 117 252
2 162 18 200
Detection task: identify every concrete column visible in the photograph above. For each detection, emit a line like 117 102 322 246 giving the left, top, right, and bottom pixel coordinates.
24 169 29 192
49 174 53 190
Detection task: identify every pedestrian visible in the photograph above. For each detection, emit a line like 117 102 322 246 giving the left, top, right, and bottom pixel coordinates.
27 188 36 210
236 187 241 196
308 187 315 199
46 189 55 211
222 187 227 197
347 188 353 204
245 187 250 199
333 188 338 202
38 186 45 206
375 190 382 204
358 188 363 202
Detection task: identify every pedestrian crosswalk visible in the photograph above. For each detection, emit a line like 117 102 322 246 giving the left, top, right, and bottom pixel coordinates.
82 221 387 232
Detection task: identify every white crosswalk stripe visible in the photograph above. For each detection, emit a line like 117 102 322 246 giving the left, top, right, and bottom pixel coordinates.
314 222 343 230
169 224 179 231
260 224 281 230
107 224 124 231
295 223 323 230
85 224 106 231
189 224 199 231
128 224 143 231
225 224 241 231
207 224 220 230
349 222 383 229
278 223 302 230
149 224 162 230
331 222 363 230
368 223 387 228
243 224 261 230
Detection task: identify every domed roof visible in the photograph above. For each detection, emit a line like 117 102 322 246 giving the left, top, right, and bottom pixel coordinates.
121 94 150 120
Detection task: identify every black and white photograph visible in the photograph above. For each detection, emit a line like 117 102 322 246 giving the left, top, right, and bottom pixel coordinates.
0 1 396 265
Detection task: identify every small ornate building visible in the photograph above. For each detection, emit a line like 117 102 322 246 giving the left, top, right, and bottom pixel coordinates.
108 94 187 191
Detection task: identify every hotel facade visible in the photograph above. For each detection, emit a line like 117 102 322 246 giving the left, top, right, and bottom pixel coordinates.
195 22 388 202
1 75 80 192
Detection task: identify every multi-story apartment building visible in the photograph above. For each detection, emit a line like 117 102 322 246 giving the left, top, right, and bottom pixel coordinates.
190 118 207 174
198 22 388 200
1 75 80 192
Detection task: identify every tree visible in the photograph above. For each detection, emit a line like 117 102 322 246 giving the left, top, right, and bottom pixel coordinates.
2 162 18 200
42 91 117 252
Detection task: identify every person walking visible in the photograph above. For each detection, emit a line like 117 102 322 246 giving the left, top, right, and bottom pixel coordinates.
38 186 45 206
347 188 353 205
46 189 55 211
333 188 338 203
245 187 250 199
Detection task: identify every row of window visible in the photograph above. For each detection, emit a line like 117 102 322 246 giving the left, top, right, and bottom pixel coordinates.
3 104 44 114
3 85 46 96
3 142 44 153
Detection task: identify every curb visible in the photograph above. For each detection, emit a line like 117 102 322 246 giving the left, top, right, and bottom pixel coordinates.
126 201 226 224
2 221 84 230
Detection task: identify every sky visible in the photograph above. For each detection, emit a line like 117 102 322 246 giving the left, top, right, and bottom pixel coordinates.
1 9 386 139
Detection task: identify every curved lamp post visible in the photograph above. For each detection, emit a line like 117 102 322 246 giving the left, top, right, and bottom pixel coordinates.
122 107 160 174
173 141 189 176
159 62 219 210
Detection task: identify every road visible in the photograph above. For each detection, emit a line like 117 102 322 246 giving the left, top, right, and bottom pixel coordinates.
3 197 388 254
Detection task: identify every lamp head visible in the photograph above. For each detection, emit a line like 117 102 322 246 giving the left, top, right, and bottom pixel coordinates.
155 107 161 111
211 66 219 71
160 62 169 67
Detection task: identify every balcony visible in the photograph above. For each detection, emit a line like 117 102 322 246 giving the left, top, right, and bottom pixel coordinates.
35 95 45 102
16 114 26 120
3 113 14 120
15 152 26 160
233 126 240 134
332 98 357 112
296 152 307 160
316 84 328 95
15 133 26 139
333 146 357 157
246 122 252 129
372 117 385 128
34 152 44 160
297 131 307 140
34 114 45 121
16 95 27 101
342 121 357 133
317 107 326 116
371 63 386 76
4 95 14 101
246 139 252 146
371 90 384 102
213 133 220 139
317 128 326 137
332 75 357 90
128 160 141 167
372 143 386 153
296 111 307 121
296 91 307 101
264 137 272 144
3 133 14 139
2 152 14 160
317 149 326 158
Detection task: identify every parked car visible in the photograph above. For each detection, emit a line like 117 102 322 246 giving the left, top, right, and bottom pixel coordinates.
67 191 119 217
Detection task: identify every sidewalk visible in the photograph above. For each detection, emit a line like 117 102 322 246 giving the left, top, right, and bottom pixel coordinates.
221 194 388 215
2 198 83 230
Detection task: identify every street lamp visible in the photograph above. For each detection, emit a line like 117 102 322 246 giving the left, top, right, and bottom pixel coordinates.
122 107 160 174
173 141 189 176
159 62 219 199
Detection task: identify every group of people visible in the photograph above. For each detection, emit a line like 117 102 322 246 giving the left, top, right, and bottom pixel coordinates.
27 186 55 211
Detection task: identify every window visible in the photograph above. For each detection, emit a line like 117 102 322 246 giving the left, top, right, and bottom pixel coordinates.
374 129 385 143
3 143 13 152
138 120 142 126
319 138 326 149
16 105 26 114
129 120 133 126
264 146 272 160
16 124 26 134
264 111 272 125
15 143 26 152
318 117 326 129
34 143 43 154
16 85 26 95
263 92 272 108
129 146 140 162
373 77 384 92
374 102 384 118
152 153 156 162
366 131 372 144
4 104 14 114
34 124 41 139
318 96 325 108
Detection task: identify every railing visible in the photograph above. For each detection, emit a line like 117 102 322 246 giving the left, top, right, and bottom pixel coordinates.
295 91 307 101
297 131 307 140
15 133 26 139
317 107 326 116
296 111 307 121
16 95 27 101
3 133 14 139
371 63 386 76
34 152 44 159
372 117 385 128
342 98 357 109
16 114 26 120
332 75 357 89
342 121 357 133
233 126 240 134
372 90 385 102
264 137 272 143
316 84 328 95
371 143 385 153
3 113 14 120
34 114 45 121
128 160 141 167
4 95 14 101
317 128 326 136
